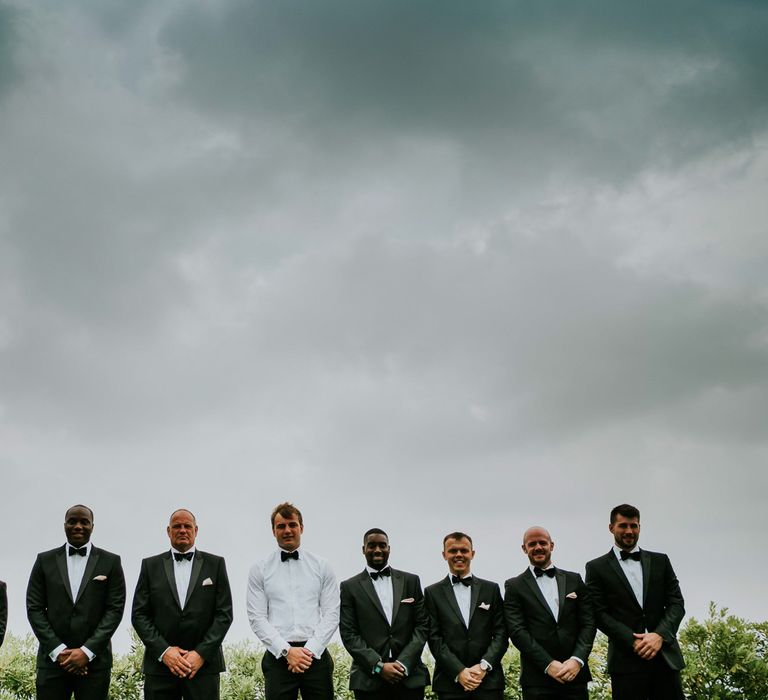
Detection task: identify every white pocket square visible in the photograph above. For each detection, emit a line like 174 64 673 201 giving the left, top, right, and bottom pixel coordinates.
566 592 578 599
478 602 491 610
202 578 214 586
400 597 415 604
93 575 107 581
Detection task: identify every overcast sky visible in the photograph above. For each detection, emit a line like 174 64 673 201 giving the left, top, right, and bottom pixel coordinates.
2 0 767 654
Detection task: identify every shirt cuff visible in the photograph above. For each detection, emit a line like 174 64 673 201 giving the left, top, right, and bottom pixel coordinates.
396 660 409 675
159 646 171 663
481 659 492 672
304 640 325 659
570 656 584 667
81 646 95 661
49 644 66 662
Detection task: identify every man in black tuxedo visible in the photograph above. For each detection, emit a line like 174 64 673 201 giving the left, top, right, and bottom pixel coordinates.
340 528 430 700
424 532 507 700
504 526 595 700
585 504 685 700
26 504 126 700
0 579 7 647
132 509 233 700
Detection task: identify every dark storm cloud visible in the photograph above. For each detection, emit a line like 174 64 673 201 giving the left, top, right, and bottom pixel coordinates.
161 0 768 182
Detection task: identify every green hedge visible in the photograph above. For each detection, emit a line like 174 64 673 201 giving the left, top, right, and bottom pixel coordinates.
1 604 765 699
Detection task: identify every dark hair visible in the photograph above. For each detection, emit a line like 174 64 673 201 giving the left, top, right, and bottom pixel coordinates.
610 503 640 523
443 531 473 547
170 508 197 524
271 502 303 527
65 504 94 521
363 528 388 544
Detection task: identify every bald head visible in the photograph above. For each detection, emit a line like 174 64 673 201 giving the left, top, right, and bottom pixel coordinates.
521 526 554 568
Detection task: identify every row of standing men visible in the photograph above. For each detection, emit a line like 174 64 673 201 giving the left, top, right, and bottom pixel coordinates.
3 501 686 700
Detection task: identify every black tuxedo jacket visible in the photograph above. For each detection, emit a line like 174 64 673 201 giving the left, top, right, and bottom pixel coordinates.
0 580 7 647
585 549 685 674
340 568 430 691
424 575 507 694
26 546 126 675
131 550 233 676
504 567 595 688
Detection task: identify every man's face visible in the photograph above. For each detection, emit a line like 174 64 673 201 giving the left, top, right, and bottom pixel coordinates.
167 510 198 553
273 512 303 552
64 506 93 547
363 533 390 570
442 537 474 576
522 527 554 568
609 514 641 551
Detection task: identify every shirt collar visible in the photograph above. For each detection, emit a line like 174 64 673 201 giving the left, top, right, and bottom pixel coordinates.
365 564 392 575
528 563 556 575
170 546 196 556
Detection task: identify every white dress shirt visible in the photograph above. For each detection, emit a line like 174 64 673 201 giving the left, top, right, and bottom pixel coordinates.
171 547 196 608
449 574 473 627
50 542 95 662
366 566 393 625
529 564 558 619
247 549 340 659
613 545 643 607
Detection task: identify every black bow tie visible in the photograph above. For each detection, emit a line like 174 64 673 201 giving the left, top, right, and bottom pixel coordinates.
534 567 556 578
281 550 299 562
68 546 87 557
370 567 391 580
451 575 472 586
173 551 194 562
620 550 641 562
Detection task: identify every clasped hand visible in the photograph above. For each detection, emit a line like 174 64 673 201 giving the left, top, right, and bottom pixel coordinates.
58 649 89 675
162 647 205 678
633 631 663 660
286 646 314 674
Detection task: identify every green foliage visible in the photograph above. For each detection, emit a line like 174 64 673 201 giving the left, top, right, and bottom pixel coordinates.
681 602 768 700
1 605 766 699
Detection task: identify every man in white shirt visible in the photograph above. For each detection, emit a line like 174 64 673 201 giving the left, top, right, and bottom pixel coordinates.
26 504 126 700
504 526 595 699
247 502 340 700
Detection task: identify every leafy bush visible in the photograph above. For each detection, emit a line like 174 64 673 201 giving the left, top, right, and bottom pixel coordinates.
1 604 765 699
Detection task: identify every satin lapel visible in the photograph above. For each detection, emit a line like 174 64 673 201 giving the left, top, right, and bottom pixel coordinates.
607 553 642 609
55 548 74 603
641 550 651 609
391 570 404 623
556 569 566 622
75 548 100 605
184 553 204 608
163 554 182 609
523 570 555 620
467 577 481 624
440 578 466 628
360 573 389 623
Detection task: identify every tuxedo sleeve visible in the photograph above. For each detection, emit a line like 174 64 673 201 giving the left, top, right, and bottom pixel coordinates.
396 575 429 671
0 581 7 647
194 556 233 662
652 555 685 644
572 574 596 663
585 559 636 651
131 558 171 660
83 554 126 656
504 578 554 671
27 555 64 654
339 579 382 673
424 587 465 679
482 583 508 668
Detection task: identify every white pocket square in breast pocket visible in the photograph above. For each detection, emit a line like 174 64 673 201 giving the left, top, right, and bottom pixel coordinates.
566 592 578 599
478 602 490 610
400 597 415 604
202 577 214 586
93 575 107 581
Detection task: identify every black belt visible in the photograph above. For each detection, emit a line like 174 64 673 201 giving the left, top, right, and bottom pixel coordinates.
288 641 307 647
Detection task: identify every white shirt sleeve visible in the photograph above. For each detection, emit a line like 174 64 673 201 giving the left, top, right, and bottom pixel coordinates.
246 560 290 659
304 559 340 659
